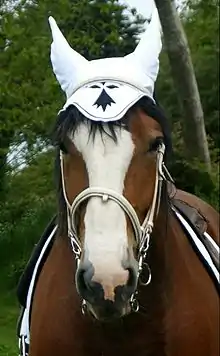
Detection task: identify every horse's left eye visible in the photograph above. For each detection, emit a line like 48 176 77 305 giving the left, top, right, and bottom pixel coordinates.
148 137 163 152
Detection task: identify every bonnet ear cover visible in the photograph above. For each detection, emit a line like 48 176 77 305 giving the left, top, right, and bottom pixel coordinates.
48 9 162 122
48 16 88 99
125 9 162 95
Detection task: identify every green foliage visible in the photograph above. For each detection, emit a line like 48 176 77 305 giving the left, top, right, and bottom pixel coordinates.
156 0 219 208
0 0 145 293
169 154 219 210
0 2 219 353
0 0 145 145
183 0 219 148
0 150 56 288
0 0 219 280
0 293 18 356
157 0 219 147
0 0 145 195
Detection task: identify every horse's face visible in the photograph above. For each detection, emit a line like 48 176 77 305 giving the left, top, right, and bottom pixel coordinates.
61 107 163 321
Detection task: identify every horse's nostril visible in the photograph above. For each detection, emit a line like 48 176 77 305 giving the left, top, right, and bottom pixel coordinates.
76 266 104 303
76 269 87 293
114 266 138 303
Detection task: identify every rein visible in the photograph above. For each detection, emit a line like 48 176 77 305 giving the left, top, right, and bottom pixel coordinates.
60 142 171 313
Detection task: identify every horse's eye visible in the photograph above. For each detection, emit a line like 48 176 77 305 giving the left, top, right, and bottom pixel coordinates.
148 137 164 152
60 143 68 154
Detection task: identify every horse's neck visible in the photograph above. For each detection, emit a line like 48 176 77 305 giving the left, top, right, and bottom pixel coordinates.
138 201 191 313
140 199 208 317
138 203 172 310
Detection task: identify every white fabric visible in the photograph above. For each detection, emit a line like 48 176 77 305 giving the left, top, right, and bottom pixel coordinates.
204 231 220 254
62 80 148 121
48 9 162 120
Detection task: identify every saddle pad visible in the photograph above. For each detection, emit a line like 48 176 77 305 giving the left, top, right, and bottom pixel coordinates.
17 216 57 307
17 225 57 356
172 198 220 271
172 206 219 287
17 212 219 356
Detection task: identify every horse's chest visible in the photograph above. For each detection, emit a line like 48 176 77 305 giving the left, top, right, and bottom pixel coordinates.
95 318 166 356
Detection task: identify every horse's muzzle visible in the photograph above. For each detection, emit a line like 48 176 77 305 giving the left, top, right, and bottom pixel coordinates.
76 260 137 321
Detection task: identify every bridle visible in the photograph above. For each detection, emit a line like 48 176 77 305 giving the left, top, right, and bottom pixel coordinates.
59 141 173 313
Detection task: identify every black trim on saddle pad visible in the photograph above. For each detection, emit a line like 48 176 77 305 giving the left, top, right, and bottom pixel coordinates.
17 216 57 307
171 203 220 293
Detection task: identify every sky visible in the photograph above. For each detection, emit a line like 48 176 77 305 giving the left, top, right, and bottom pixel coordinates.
122 0 183 24
122 0 155 19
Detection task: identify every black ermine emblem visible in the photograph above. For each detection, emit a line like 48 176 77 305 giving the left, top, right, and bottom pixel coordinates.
93 89 116 112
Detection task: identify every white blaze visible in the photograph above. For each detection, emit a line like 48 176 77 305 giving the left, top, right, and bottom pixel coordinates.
72 123 134 275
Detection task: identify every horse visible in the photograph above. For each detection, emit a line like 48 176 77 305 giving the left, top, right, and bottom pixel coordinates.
19 12 219 356
26 95 219 356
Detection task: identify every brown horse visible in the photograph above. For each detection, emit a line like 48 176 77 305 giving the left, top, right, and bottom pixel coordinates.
28 97 219 356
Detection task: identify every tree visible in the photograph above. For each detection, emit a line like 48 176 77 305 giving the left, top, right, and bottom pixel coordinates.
0 0 145 196
154 0 211 171
0 0 147 287
183 0 219 152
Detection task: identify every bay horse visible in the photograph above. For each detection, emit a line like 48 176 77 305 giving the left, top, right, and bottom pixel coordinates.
28 97 219 356
20 11 219 356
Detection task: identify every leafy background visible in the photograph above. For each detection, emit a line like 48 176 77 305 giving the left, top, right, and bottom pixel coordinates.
0 0 219 354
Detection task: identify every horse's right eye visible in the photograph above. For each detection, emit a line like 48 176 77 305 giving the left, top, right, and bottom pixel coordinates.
60 143 68 154
148 137 164 153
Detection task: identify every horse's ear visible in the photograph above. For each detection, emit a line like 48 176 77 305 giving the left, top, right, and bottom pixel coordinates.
48 16 88 98
125 9 162 94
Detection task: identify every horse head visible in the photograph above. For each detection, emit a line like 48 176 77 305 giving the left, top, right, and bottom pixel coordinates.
49 10 171 322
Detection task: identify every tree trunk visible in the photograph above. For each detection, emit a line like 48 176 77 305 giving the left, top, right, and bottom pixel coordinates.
154 0 211 171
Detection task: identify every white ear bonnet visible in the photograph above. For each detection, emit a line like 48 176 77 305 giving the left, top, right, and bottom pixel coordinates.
48 10 162 122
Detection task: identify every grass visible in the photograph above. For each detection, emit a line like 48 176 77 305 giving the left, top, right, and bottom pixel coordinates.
0 290 19 356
